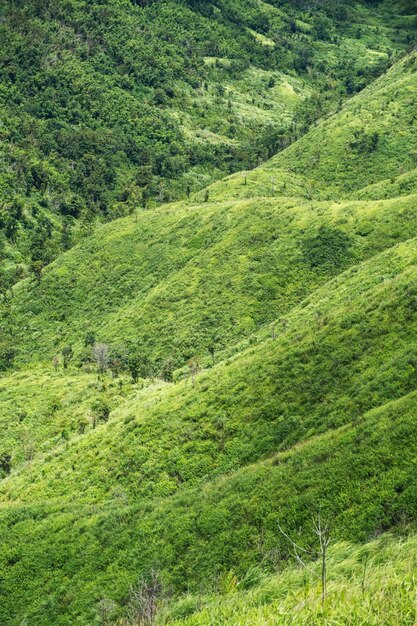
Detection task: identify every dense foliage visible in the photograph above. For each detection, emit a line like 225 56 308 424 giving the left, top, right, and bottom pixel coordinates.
0 0 415 287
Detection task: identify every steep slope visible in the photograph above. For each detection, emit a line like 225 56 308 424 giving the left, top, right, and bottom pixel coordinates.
3 234 417 622
4 235 417 505
2 51 417 376
0 0 414 288
207 50 417 201
2 42 417 626
166 534 417 625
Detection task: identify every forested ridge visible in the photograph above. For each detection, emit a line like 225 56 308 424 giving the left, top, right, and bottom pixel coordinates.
1 0 415 290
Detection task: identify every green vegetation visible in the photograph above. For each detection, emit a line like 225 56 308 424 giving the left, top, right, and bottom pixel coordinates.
3 51 417 377
165 534 417 625
1 2 417 625
0 0 415 287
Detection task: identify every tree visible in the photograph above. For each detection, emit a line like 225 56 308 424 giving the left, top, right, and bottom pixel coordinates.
278 513 331 609
84 331 96 347
0 452 11 478
208 344 216 366
62 345 74 369
126 351 142 383
129 361 140 384
141 187 150 209
160 357 175 382
92 343 110 373
92 400 111 424
31 260 44 284
126 570 163 626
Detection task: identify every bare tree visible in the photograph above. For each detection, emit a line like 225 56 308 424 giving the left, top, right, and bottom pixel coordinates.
126 570 163 625
188 357 200 387
22 432 35 466
361 553 369 595
314 513 331 608
97 597 116 626
62 344 73 369
278 513 331 609
92 343 110 373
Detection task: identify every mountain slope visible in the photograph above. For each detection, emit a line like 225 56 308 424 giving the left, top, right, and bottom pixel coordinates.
1 28 417 626
3 231 417 622
207 50 417 201
0 0 415 289
2 51 417 376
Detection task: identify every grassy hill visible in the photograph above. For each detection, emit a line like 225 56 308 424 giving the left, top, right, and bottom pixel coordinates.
1 0 417 621
1 0 415 290
2 51 417 375
3 236 417 622
164 534 417 625
1 42 417 624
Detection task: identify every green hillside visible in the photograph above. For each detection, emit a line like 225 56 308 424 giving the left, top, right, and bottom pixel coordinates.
165 534 417 625
1 3 417 626
207 49 417 201
3 236 417 622
3 52 417 376
0 0 415 290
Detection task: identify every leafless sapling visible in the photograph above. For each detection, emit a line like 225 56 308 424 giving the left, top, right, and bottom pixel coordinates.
188 357 200 387
278 512 331 610
126 570 163 625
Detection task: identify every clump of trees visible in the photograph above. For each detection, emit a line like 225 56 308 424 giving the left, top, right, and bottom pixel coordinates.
53 335 179 384
302 225 353 271
349 129 380 153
